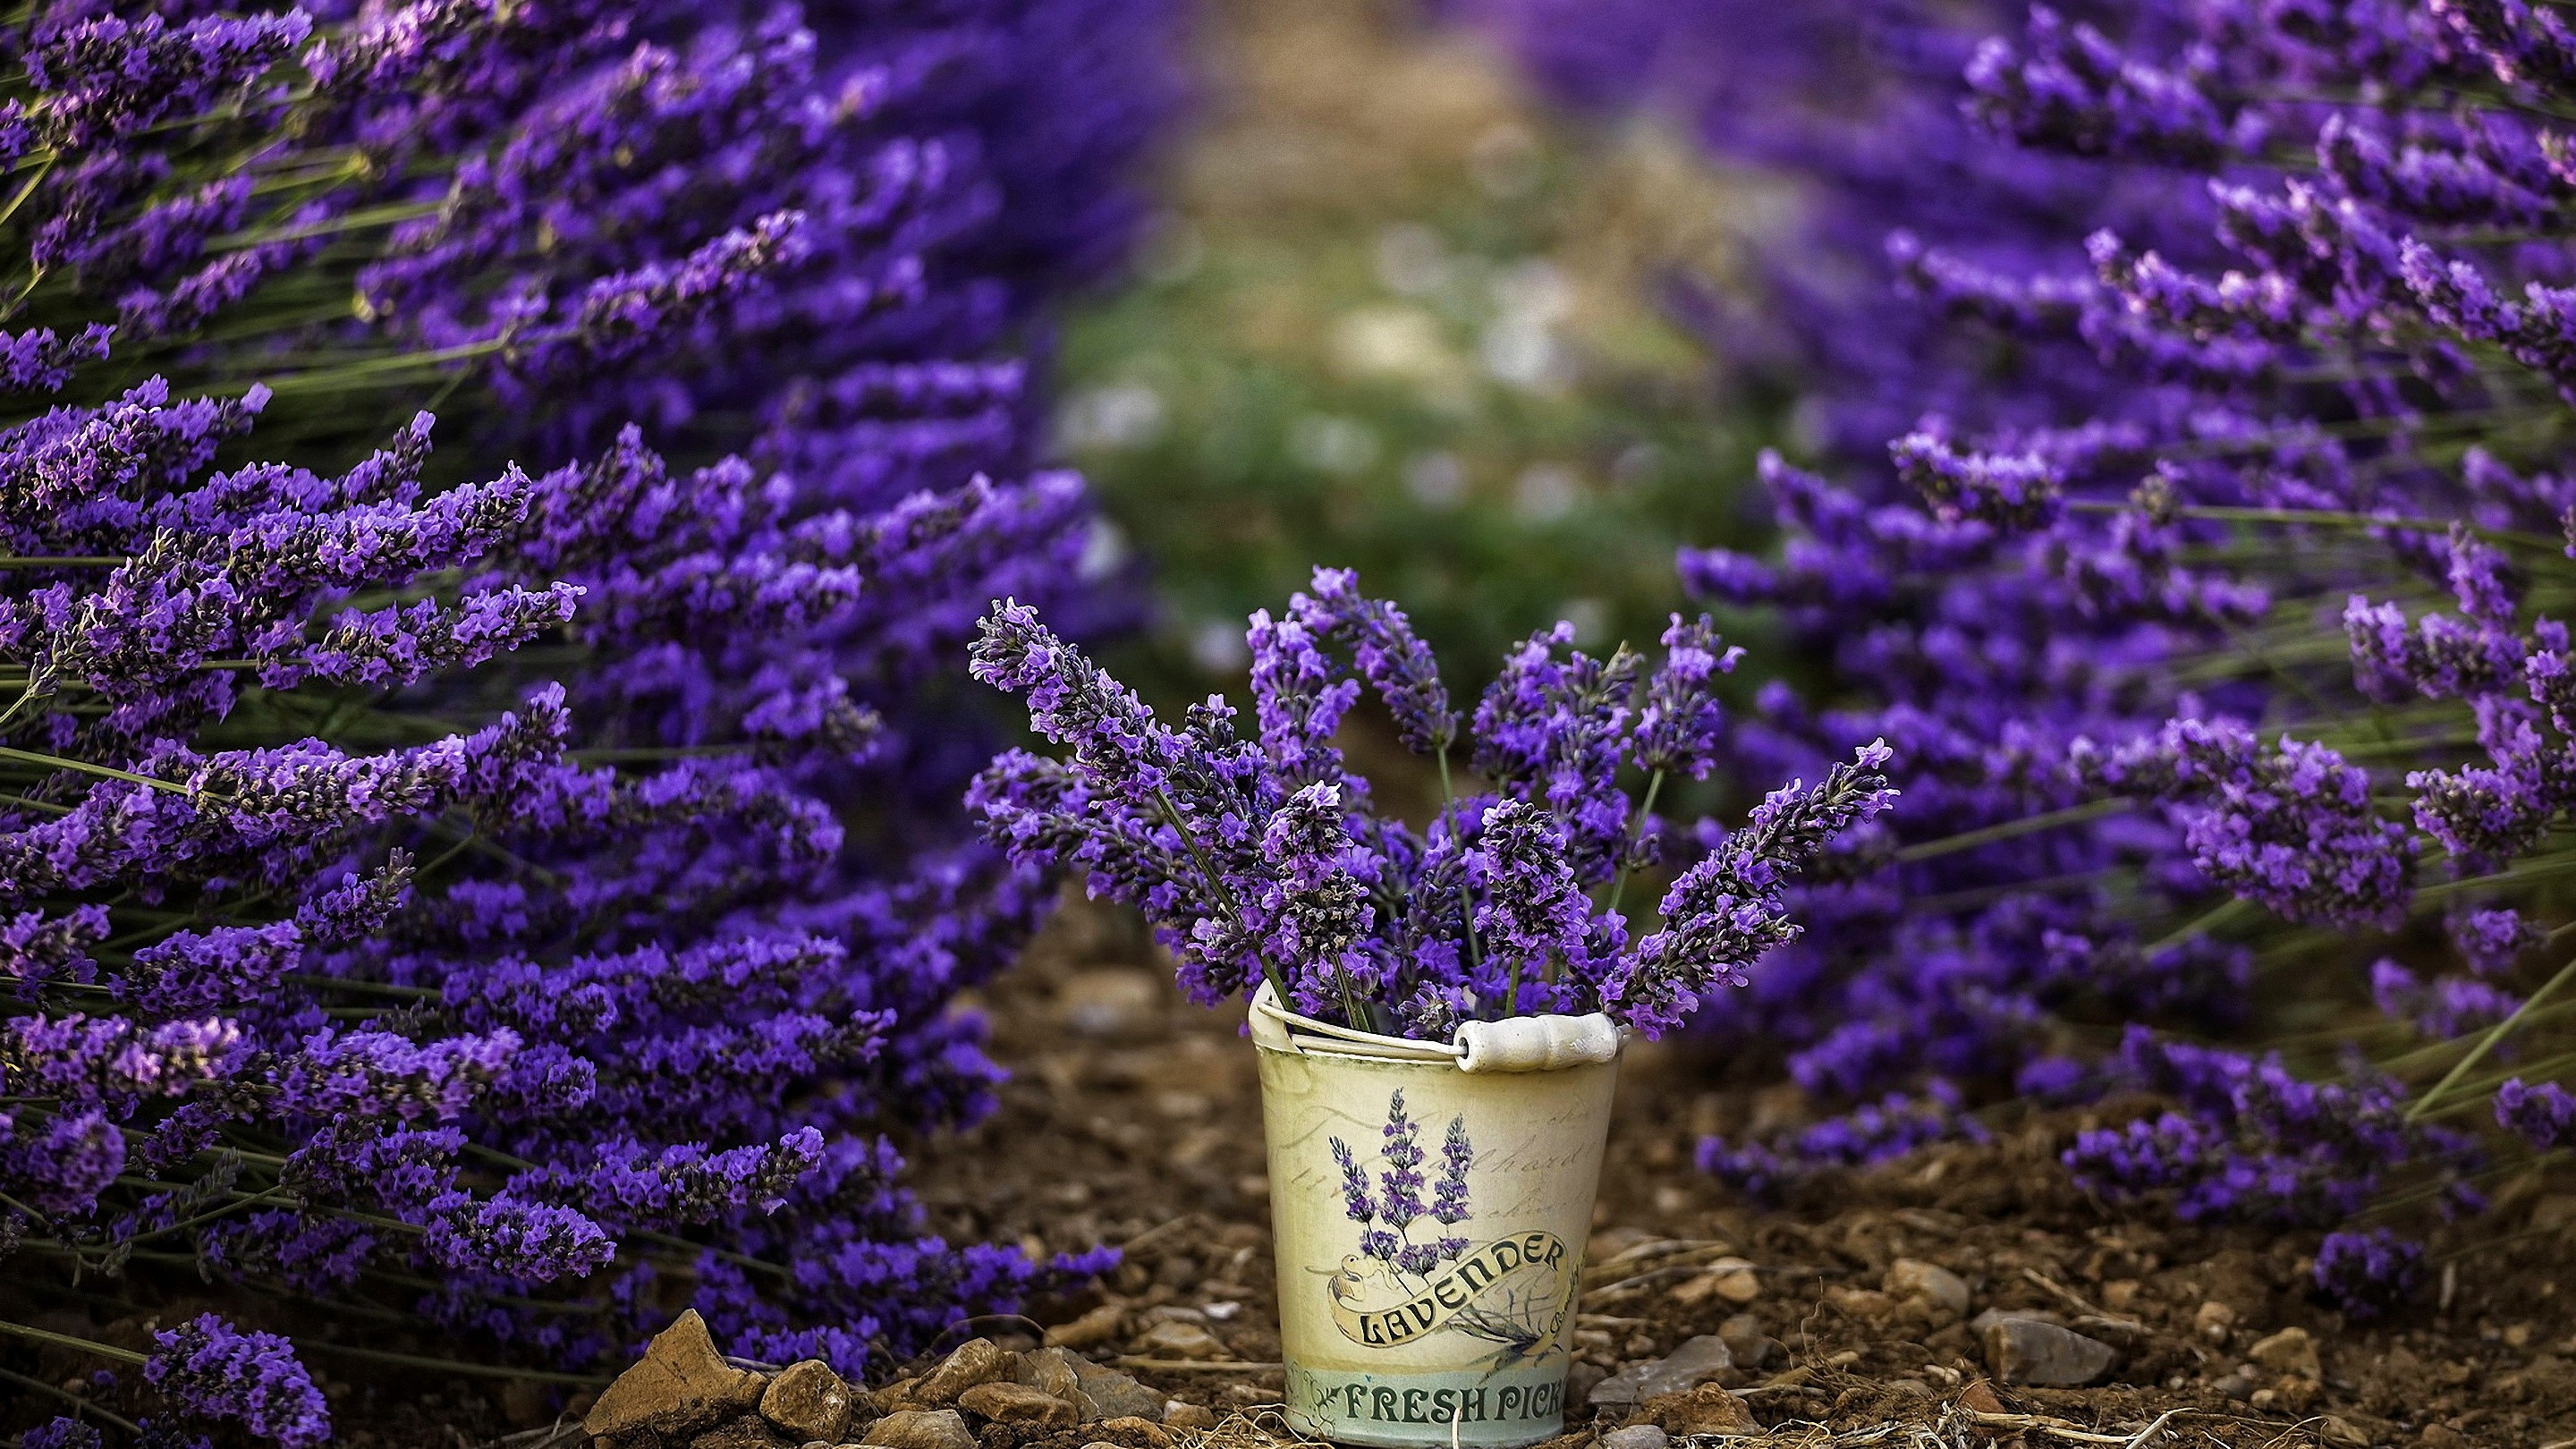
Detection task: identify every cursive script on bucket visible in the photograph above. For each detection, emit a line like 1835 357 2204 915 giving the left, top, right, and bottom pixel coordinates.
1328 1230 1568 1347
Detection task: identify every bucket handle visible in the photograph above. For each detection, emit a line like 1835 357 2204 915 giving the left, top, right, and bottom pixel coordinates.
1249 983 1622 1072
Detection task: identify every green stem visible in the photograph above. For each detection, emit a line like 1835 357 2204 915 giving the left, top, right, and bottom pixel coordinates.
1152 785 1290 1007
1606 769 1665 915
0 746 196 796
2407 952 2576 1122
0 156 54 229
1437 743 1487 976
288 1337 612 1385
0 556 127 567
1891 797 2133 863
0 1363 145 1434
0 1318 148 1365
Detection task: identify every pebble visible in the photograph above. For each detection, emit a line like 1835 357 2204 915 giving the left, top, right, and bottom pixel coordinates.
1136 1320 1229 1360
1045 1305 1127 1352
1059 1352 1165 1420
1601 1426 1670 1449
2249 1326 2321 1379
761 1360 857 1444
915 1340 1009 1406
959 1382 1079 1429
585 1309 765 1441
1982 1317 2116 1387
1012 1347 1085 1407
860 1411 978 1449
1095 1415 1173 1447
1716 1313 1778 1370
1643 1383 1759 1436
1163 1402 1218 1431
1673 1257 1763 1306
1589 1335 1733 1407
1885 1258 1971 1316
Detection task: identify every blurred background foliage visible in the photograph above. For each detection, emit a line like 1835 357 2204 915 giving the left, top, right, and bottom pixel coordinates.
1052 0 1787 709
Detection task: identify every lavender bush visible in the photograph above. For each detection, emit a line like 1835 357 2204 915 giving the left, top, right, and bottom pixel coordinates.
969 569 1895 1039
0 0 1172 1439
1460 0 2576 1313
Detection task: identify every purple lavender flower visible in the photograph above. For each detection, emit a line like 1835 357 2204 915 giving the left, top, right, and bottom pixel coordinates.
1431 1114 1473 1238
4 0 1180 1406
1331 1137 1377 1224
1291 566 1459 756
2313 1230 2422 1320
974 580 1888 1037
2496 1078 2576 1150
143 1315 331 1449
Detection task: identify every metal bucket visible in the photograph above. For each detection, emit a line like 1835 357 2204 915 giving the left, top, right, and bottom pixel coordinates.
1250 983 1622 1448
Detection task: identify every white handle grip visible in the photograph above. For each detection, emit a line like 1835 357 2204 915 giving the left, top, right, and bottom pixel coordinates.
1454 1013 1622 1072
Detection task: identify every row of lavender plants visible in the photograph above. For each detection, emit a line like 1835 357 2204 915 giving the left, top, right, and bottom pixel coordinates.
0 0 1172 1443
1457 0 2576 1315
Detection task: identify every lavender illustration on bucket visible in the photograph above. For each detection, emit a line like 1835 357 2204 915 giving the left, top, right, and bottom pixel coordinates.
1326 1092 1569 1366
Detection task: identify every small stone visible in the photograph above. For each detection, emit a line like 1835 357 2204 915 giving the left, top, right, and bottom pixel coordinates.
2248 1326 2320 1380
960 1382 1080 1429
1095 1416 1173 1447
1968 1308 2061 1335
1162 1402 1217 1431
1013 1348 1086 1407
586 1309 764 1441
860 1410 978 1449
1957 1381 2007 1416
916 1341 1010 1407
1885 1258 1971 1316
1673 1257 1763 1306
1046 1305 1127 1352
1644 1383 1758 1436
1070 1362 1166 1421
1136 1320 1229 1360
2193 1301 2237 1344
870 1378 920 1414
2418 1426 2470 1449
762 1360 857 1444
2211 1370 2257 1402
1982 1318 2116 1387
1600 1425 1670 1449
1589 1335 1733 1407
1716 1314 1777 1370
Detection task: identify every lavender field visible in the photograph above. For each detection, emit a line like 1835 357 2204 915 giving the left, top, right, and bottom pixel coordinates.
5 1 2576 1446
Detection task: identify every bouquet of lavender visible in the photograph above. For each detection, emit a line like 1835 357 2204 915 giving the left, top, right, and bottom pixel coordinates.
1461 0 2576 1314
0 0 1171 1440
969 569 1896 1039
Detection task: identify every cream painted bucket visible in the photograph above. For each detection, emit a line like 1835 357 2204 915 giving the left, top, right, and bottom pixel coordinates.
1250 984 1623 1449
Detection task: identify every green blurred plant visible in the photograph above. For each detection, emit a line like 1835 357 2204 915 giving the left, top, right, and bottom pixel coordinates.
1052 0 1779 707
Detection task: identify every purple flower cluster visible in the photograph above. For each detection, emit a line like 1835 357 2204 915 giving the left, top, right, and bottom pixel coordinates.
1329 1091 1475 1279
970 572 1897 1038
1457 0 2576 1264
1 0 1174 1431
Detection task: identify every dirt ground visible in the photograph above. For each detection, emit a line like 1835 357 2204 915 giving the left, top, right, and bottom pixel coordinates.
902 897 2576 1449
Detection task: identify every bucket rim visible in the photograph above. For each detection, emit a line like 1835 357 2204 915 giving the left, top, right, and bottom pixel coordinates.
1248 980 1466 1063
1246 982 1623 1072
